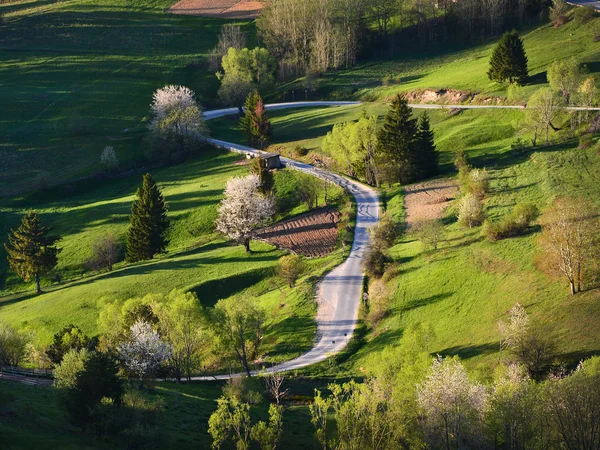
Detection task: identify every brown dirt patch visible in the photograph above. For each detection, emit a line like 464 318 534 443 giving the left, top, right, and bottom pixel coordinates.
403 178 458 228
256 208 341 257
168 0 264 19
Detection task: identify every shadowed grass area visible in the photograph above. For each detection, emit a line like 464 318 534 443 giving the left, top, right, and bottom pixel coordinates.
0 0 256 195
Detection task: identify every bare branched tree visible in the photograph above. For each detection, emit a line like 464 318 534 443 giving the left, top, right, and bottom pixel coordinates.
264 370 289 405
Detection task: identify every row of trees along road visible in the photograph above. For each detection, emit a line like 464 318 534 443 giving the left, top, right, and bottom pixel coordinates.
323 94 439 187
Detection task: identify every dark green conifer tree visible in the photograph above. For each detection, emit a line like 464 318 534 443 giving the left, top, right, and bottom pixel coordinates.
249 157 274 194
487 30 528 85
4 211 60 294
126 173 169 262
240 90 260 145
412 113 439 180
376 94 417 184
251 98 271 149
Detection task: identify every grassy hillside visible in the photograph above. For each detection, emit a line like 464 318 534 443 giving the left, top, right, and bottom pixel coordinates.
0 0 252 195
0 380 320 449
210 104 600 376
277 14 599 103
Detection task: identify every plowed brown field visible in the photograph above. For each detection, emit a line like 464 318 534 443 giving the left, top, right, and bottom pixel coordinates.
169 0 263 19
256 209 341 257
404 178 458 228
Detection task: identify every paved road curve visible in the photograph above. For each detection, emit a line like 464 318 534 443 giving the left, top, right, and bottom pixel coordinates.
198 102 379 379
567 0 600 10
195 98 599 379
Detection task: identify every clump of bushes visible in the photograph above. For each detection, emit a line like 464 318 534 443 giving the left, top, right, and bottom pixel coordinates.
482 203 539 241
293 145 309 157
365 279 391 327
362 213 400 278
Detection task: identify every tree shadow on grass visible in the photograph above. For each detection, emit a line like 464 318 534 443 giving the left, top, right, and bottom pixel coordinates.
397 292 453 314
438 342 499 359
190 267 276 308
264 316 317 357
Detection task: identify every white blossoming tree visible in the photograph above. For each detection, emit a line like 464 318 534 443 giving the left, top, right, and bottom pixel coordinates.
417 356 488 449
119 320 171 386
148 85 208 160
215 174 275 252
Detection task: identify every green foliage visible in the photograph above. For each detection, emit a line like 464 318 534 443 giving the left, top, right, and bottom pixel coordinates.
47 324 92 365
547 58 580 102
370 213 400 249
250 157 274 194
250 404 283 450
0 321 30 366
4 211 60 294
377 94 418 184
362 244 388 279
487 30 529 85
414 219 445 250
457 194 485 228
277 254 305 287
63 351 123 427
211 296 265 376
54 348 89 390
573 6 597 26
484 202 539 242
413 113 439 180
549 0 570 26
241 91 272 149
126 173 169 263
208 396 252 450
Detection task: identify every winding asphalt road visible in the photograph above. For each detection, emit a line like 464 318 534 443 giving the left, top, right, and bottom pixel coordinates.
196 99 599 378
200 102 379 378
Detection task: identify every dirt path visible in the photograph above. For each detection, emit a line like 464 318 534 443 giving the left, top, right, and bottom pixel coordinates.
403 178 458 228
168 0 264 19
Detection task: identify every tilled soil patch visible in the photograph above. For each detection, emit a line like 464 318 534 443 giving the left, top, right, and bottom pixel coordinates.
256 209 341 257
169 0 263 19
403 178 458 228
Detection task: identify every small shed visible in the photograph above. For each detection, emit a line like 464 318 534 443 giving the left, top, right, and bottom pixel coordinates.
260 152 282 170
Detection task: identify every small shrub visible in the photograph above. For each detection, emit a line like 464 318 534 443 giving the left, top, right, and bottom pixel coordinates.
483 203 538 241
370 213 399 249
363 244 388 278
549 0 569 27
467 168 490 199
574 6 597 25
100 146 119 174
457 194 485 228
511 138 528 153
414 219 445 250
293 145 309 157
277 254 304 287
366 279 391 327
86 233 122 272
223 377 263 405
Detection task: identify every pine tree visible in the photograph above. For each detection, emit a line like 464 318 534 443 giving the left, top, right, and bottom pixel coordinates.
4 211 60 294
126 173 169 262
487 30 528 85
249 157 274 193
412 113 439 180
240 90 260 146
252 98 271 149
376 94 417 184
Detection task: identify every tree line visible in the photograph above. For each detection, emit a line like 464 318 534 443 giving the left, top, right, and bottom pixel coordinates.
254 0 553 80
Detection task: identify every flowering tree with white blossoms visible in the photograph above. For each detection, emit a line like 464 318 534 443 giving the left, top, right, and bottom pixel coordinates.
119 320 171 386
417 356 488 449
215 174 275 252
149 85 208 140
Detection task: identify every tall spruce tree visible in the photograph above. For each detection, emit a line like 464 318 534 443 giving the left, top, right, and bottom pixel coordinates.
126 173 169 262
487 30 528 85
252 98 271 149
4 211 60 294
412 113 439 180
240 90 260 145
377 94 417 184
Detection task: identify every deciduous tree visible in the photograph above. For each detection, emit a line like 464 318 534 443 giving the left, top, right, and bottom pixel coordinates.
4 211 60 294
47 324 92 365
155 290 205 381
547 58 580 103
126 173 169 262
119 321 171 387
536 196 598 295
0 322 29 367
277 254 304 287
525 88 564 145
215 175 275 252
457 194 485 228
212 296 265 377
